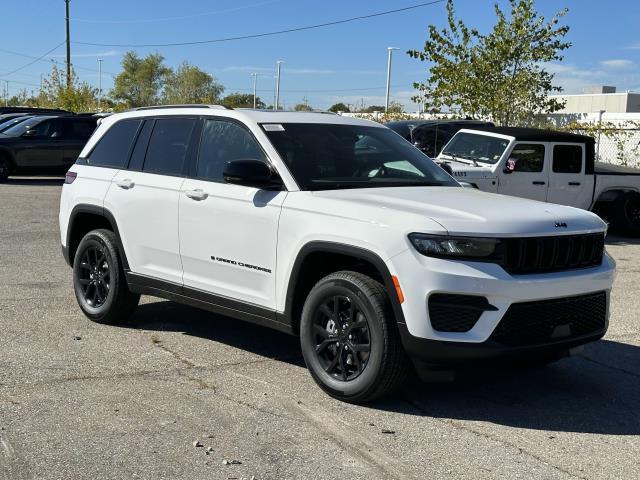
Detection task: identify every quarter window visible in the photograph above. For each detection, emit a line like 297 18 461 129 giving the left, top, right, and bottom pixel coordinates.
86 119 142 169
196 119 266 181
509 144 545 173
143 118 197 176
553 145 583 173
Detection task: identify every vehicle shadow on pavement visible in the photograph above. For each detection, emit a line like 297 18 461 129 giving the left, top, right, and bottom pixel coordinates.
606 234 640 246
5 177 64 186
124 300 305 366
379 339 640 435
124 302 639 435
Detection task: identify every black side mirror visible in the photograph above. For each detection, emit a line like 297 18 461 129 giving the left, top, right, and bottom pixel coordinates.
437 162 454 175
21 129 38 138
223 159 282 190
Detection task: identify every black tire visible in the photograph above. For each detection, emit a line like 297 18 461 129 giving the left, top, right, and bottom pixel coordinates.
72 229 139 324
0 156 11 182
300 271 409 403
612 192 640 237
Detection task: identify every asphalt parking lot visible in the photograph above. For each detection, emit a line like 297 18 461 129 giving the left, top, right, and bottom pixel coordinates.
1 178 639 480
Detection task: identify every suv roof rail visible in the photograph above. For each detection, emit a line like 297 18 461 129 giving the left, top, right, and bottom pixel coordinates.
131 104 232 111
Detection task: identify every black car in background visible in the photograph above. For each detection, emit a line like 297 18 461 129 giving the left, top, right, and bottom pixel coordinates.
0 115 98 181
0 106 71 115
386 119 494 157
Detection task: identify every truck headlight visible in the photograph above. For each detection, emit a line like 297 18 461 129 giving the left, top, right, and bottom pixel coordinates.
408 233 498 260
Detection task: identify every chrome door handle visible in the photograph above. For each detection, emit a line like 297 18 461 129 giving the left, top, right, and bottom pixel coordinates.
185 189 208 201
116 179 135 189
532 181 546 185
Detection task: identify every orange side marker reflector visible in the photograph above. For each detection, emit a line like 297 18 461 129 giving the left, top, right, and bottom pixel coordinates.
391 275 405 304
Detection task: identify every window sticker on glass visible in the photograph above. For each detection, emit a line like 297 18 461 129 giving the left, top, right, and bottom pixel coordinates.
263 124 285 132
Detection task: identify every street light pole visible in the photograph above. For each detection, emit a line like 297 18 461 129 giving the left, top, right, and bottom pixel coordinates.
97 58 103 111
251 73 258 109
275 60 283 111
385 47 399 113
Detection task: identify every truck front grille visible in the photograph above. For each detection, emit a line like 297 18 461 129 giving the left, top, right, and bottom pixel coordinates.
490 291 607 347
501 233 604 275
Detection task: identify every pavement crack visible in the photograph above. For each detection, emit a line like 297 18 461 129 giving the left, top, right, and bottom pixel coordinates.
150 335 197 368
578 354 640 379
405 398 588 480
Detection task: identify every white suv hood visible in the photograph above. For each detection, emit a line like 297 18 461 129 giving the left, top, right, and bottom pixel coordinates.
312 187 606 237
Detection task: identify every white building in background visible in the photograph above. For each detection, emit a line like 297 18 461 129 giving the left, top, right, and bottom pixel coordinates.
550 86 640 114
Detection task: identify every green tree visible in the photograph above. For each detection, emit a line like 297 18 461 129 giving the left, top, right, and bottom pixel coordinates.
328 102 349 113
293 103 313 111
408 0 570 126
360 105 385 113
221 92 265 109
164 62 224 104
111 51 171 108
37 65 98 112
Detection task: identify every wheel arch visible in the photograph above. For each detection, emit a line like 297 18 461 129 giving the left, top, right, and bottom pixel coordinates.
281 241 406 335
0 147 16 167
66 204 129 270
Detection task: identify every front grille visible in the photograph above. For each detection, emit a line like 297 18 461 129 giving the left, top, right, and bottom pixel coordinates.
501 233 604 275
429 294 496 332
490 291 607 347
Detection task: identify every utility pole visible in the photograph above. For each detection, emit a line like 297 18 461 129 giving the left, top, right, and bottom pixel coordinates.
4 81 8 107
65 0 71 87
275 60 283 111
97 58 103 110
385 47 399 113
251 73 258 109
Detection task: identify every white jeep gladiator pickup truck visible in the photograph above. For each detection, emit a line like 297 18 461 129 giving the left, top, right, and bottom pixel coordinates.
59 106 616 403
436 126 640 235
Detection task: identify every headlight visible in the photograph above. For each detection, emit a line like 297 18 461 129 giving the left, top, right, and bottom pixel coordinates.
408 233 499 260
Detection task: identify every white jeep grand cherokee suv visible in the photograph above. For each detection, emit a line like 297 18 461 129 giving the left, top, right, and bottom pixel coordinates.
59 105 616 403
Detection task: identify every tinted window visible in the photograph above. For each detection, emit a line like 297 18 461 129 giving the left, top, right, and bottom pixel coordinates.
553 144 582 173
263 123 457 190
63 118 97 140
143 118 197 176
196 119 266 181
86 119 142 168
509 144 545 172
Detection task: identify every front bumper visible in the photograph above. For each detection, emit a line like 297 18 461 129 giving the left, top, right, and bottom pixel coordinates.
387 247 615 359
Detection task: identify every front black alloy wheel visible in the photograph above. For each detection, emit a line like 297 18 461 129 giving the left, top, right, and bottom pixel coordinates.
312 295 371 381
300 271 408 403
73 229 139 324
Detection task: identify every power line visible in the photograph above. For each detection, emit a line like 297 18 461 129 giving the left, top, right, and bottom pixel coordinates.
0 41 66 77
72 0 283 24
0 46 118 76
73 0 445 47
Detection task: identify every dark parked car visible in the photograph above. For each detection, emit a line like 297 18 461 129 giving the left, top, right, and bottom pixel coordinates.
386 119 494 157
0 106 70 115
0 115 98 181
0 115 35 133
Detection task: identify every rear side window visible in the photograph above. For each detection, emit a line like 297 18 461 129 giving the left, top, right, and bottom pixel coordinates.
86 119 142 168
509 143 545 172
196 119 266 181
553 144 583 173
65 119 97 140
143 118 197 176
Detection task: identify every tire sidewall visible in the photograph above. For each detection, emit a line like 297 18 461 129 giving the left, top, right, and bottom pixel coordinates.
0 157 10 182
300 277 385 399
73 233 119 319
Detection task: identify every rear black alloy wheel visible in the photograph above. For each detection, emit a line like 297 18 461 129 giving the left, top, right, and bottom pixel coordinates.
73 229 140 324
300 271 408 403
613 192 640 236
312 295 371 381
0 157 10 182
77 245 111 308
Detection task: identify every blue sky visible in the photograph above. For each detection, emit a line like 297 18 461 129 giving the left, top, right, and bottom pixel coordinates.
1 0 638 109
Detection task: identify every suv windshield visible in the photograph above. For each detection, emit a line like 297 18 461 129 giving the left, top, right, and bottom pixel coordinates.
1 116 52 137
262 123 457 190
441 132 510 165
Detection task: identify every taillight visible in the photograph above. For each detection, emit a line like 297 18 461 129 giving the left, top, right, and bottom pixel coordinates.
64 171 77 184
